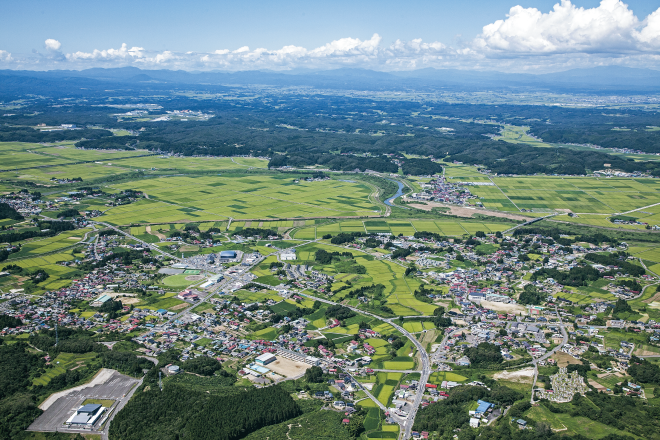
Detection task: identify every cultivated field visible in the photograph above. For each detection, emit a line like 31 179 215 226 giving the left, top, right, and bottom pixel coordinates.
100 175 379 225
467 176 660 214
292 218 511 239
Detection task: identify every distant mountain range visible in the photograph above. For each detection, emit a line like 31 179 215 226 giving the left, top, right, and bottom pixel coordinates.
1 65 659 95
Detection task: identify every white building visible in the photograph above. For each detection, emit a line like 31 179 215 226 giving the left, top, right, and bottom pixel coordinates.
281 250 296 261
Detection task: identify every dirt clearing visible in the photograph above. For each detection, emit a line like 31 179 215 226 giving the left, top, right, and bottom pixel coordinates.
551 352 582 367
480 300 527 314
266 357 311 378
403 199 530 221
493 367 535 383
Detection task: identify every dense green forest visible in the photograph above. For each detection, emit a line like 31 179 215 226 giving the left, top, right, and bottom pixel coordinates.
0 92 658 176
0 203 23 220
109 384 301 440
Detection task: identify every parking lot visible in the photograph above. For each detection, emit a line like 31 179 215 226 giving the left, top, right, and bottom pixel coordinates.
28 369 139 433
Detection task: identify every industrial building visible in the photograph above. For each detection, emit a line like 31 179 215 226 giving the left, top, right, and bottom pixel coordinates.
280 250 296 261
255 353 276 365
91 294 112 307
219 250 237 261
65 403 105 428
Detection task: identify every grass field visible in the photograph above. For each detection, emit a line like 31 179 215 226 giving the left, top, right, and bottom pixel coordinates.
33 352 97 386
524 405 638 438
162 274 197 288
137 292 187 311
8 228 90 259
99 175 379 225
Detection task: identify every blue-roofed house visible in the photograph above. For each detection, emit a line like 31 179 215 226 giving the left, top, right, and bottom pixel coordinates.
475 400 493 415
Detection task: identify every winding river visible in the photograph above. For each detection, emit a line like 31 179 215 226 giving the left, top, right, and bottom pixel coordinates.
384 179 405 207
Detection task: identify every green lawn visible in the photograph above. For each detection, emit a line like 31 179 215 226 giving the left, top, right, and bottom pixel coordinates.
33 352 97 386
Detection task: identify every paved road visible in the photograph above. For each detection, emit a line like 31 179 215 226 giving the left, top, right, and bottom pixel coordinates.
92 221 180 260
28 370 139 437
502 213 558 235
100 377 143 440
165 238 317 325
531 306 568 404
301 292 432 440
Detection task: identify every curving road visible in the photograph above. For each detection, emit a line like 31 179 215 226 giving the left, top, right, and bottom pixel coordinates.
531 306 568 404
301 292 432 440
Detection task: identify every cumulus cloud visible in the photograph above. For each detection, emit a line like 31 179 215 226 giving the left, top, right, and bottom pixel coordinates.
44 39 61 51
4 3 660 72
66 43 144 62
474 0 660 55
634 8 660 47
309 33 382 57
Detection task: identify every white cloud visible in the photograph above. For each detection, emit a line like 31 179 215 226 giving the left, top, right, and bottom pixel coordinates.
155 51 174 64
44 39 61 51
66 43 145 61
309 33 382 57
634 8 660 47
4 2 660 73
474 0 660 54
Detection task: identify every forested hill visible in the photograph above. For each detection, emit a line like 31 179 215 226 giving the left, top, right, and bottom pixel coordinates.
109 384 301 440
1 82 659 176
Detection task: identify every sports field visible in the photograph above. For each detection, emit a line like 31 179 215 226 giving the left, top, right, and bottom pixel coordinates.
100 175 379 224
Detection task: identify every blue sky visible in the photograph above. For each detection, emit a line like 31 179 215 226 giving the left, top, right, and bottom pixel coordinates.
1 0 660 72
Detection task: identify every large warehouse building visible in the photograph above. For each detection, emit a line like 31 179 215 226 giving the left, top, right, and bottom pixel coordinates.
65 403 106 428
255 353 276 365
219 250 237 261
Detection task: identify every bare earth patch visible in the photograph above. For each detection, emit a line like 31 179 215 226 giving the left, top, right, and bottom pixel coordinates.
266 357 311 378
551 352 582 367
404 200 530 221
118 297 140 305
146 225 166 240
493 367 535 383
634 348 660 357
480 300 527 314
185 275 205 281
588 379 608 392
170 302 189 311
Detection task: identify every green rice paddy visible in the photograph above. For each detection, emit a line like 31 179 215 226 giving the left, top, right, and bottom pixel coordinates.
100 175 379 225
